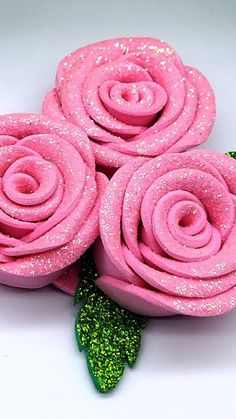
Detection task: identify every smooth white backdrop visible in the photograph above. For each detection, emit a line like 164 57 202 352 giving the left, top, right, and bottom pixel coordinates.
0 1 236 418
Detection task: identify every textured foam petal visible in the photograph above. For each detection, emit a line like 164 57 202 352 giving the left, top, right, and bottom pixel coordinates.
95 150 236 318
43 36 215 168
53 263 79 295
0 113 104 289
96 276 236 317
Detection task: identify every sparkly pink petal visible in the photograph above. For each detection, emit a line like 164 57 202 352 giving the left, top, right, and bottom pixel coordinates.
110 52 187 145
0 207 38 238
3 168 97 256
93 142 137 169
0 114 104 289
2 156 59 205
122 154 228 260
0 136 18 147
96 276 236 317
0 254 14 263
152 197 222 262
99 80 167 127
0 174 64 222
14 134 86 243
56 37 184 90
141 168 234 242
167 67 216 153
0 113 95 174
0 172 108 288
95 151 236 318
82 60 152 137
123 246 236 298
99 157 148 286
110 78 197 156
43 37 215 168
189 150 236 194
140 223 236 280
42 89 66 122
53 263 79 295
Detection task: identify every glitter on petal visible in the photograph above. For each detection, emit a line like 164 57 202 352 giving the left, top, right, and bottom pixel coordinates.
43 36 215 169
95 150 236 318
0 113 108 289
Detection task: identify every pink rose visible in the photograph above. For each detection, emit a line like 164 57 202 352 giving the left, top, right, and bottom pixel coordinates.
0 113 107 289
95 151 236 317
43 37 215 169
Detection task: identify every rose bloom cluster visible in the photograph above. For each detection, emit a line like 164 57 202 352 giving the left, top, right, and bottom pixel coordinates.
1 37 235 318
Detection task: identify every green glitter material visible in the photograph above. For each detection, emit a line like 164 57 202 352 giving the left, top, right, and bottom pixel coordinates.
74 251 146 393
226 151 236 159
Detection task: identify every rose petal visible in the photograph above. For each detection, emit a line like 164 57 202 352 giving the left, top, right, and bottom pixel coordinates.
0 172 108 285
95 150 236 318
43 37 215 168
0 114 103 290
53 263 79 295
96 275 236 317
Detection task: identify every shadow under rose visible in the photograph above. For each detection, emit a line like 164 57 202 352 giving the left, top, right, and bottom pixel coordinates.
1 282 236 376
0 284 76 329
141 311 236 372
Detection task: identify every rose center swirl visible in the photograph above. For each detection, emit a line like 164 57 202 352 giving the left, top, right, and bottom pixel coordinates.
2 156 58 206
99 80 168 127
151 193 222 262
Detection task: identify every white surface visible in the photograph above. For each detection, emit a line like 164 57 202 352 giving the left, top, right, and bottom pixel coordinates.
0 0 236 418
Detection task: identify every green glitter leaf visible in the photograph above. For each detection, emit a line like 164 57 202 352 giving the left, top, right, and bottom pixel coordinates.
226 151 236 159
74 251 146 393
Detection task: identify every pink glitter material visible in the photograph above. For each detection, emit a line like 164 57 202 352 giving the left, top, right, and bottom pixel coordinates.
0 113 107 289
53 264 79 295
43 37 215 169
95 150 236 317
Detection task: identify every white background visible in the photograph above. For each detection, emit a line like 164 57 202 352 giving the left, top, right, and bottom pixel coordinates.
0 0 236 418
